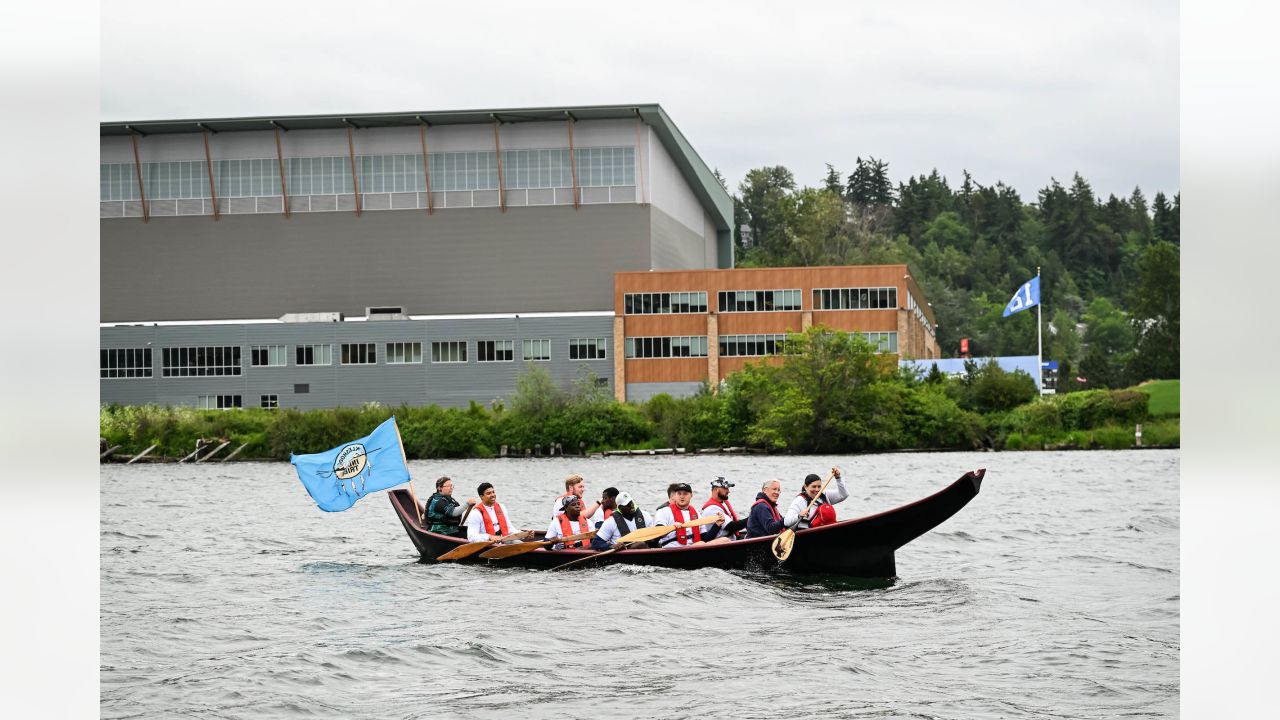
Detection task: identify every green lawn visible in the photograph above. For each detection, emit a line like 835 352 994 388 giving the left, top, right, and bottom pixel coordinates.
1135 379 1180 416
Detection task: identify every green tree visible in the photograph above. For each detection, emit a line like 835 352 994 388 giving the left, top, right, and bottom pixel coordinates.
737 166 797 263
822 163 843 196
1127 241 1179 380
846 156 894 206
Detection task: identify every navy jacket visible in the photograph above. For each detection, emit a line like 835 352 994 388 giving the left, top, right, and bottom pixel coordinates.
745 492 785 538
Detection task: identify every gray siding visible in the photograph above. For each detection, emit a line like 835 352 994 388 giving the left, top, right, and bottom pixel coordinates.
101 316 614 410
625 381 704 402
650 205 714 270
101 204 651 322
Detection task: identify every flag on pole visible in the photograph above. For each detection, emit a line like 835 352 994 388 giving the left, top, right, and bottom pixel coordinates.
1002 276 1041 317
290 416 410 512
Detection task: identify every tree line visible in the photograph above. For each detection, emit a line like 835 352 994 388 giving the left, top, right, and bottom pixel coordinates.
724 159 1180 389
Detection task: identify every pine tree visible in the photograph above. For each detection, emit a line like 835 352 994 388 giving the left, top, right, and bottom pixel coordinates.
822 164 843 196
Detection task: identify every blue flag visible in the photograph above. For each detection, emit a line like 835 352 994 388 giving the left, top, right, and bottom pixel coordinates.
290 417 410 512
1002 276 1040 317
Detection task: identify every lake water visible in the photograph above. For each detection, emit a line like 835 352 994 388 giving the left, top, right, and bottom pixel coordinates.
101 450 1178 719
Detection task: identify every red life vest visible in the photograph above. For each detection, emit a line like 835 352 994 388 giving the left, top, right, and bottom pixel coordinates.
600 507 613 522
556 513 590 547
752 497 782 522
478 503 510 536
701 497 739 522
668 502 702 545
795 493 836 528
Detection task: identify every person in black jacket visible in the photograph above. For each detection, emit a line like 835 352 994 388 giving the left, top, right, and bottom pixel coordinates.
423 476 475 537
745 479 786 538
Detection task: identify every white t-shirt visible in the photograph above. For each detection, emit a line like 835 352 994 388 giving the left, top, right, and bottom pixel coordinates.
549 495 602 523
653 503 720 547
465 502 513 541
700 498 742 539
595 509 656 546
544 514 594 549
783 476 849 529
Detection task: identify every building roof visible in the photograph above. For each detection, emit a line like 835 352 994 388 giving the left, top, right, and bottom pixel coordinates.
100 103 733 233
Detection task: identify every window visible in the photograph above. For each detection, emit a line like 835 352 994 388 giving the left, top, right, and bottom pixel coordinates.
718 334 792 357
569 338 607 360
385 342 423 364
813 287 898 310
100 348 152 378
717 289 802 313
623 292 708 315
162 346 241 377
294 384 310 394
477 340 515 362
624 336 709 358
431 341 468 363
862 332 899 353
295 344 332 366
500 146 636 189
261 394 279 409
197 394 242 409
341 343 377 365
522 339 551 361
284 156 356 196
250 344 287 367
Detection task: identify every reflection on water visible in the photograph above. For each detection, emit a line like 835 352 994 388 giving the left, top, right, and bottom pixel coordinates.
102 450 1178 719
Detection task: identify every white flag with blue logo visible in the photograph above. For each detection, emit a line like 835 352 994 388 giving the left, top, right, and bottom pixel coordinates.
1002 276 1040 317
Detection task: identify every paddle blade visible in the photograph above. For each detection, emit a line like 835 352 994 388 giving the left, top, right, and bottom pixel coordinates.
437 540 492 562
479 541 544 559
616 524 672 544
771 529 796 562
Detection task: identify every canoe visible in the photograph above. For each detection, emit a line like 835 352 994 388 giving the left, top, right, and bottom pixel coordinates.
389 469 984 576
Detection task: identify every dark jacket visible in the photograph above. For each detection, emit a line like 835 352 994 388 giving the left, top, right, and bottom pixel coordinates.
745 492 785 538
425 492 465 537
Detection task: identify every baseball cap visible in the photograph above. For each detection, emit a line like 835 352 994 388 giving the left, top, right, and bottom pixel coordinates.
560 495 582 510
615 491 635 508
668 482 693 495
710 477 734 489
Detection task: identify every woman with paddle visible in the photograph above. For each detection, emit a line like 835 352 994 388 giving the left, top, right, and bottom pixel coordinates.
784 467 848 531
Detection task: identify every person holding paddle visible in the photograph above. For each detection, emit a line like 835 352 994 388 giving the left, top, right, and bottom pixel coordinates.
544 495 593 550
424 476 477 537
464 482 516 542
590 492 654 550
784 468 848 530
654 482 727 547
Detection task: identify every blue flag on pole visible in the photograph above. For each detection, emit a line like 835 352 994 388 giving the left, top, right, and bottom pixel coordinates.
1002 276 1041 317
290 417 410 512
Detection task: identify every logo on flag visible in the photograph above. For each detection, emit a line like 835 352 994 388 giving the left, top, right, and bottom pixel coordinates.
1002 276 1040 317
291 417 410 512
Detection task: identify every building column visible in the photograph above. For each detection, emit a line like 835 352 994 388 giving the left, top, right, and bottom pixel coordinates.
613 316 626 403
802 311 813 330
707 313 720 391
897 308 912 359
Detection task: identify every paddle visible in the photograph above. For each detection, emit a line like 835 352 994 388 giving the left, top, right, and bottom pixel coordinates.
436 529 533 561
615 512 723 545
771 471 836 562
479 530 598 559
551 546 622 571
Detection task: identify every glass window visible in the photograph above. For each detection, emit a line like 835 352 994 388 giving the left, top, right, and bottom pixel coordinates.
340 343 377 365
250 345 287 367
522 339 551 361
386 342 423 364
431 341 468 363
100 348 153 379
295 344 332 366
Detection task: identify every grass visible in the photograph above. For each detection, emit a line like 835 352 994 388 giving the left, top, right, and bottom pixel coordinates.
1134 379 1180 417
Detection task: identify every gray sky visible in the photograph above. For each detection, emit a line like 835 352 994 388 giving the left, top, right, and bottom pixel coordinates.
101 0 1178 203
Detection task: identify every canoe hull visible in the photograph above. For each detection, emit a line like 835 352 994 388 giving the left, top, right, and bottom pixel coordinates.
390 469 983 576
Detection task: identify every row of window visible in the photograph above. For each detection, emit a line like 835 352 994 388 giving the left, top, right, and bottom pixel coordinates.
813 287 898 311
197 394 276 410
718 289 803 313
100 146 637 201
623 292 709 315
103 340 609 378
719 334 792 357
624 336 710 359
622 332 900 359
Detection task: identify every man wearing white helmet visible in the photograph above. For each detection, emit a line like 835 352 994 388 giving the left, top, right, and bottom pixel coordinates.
590 491 655 550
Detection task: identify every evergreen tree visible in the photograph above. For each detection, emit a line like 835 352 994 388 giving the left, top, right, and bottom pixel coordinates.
846 157 894 206
822 163 843 196
1152 192 1177 244
1129 186 1153 243
736 167 797 263
1127 241 1180 380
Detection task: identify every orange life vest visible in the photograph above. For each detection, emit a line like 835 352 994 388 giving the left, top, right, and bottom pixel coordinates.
557 513 590 547
478 503 510 536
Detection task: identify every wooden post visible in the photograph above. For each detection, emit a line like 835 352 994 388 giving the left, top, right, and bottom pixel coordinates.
272 122 291 218
129 130 149 223
1135 423 1143 448
200 126 220 220
566 112 580 209
126 443 159 464
492 117 506 212
346 124 362 217
418 120 434 215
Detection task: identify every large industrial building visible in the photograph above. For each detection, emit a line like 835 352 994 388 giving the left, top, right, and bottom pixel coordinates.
100 104 937 410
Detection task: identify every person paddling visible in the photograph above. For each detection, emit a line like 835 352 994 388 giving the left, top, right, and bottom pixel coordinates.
654 482 727 547
424 476 477 537
746 479 786 538
545 495 593 550
784 468 849 530
465 482 516 542
590 492 654 550
701 477 748 540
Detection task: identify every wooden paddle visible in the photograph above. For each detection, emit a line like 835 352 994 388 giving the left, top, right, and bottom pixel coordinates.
551 546 622 571
615 512 723 545
771 471 836 562
479 530 597 559
436 530 533 561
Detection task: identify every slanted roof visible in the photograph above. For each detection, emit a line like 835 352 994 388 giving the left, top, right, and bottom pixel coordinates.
100 103 733 234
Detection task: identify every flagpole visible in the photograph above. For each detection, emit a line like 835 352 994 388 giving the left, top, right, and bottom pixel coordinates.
392 416 424 524
1036 266 1044 396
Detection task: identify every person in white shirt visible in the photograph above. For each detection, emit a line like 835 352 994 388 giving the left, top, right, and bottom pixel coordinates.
464 482 516 542
701 477 748 540
653 482 726 547
549 473 603 526
544 495 594 550
591 492 655 550
783 467 849 530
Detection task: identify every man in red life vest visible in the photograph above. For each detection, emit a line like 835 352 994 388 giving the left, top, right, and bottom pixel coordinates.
464 482 516 542
545 495 593 549
745 479 786 538
653 482 727 547
701 477 749 540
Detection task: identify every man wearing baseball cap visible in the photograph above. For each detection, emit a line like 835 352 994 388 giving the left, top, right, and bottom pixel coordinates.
590 491 654 550
544 494 592 550
653 482 727 547
702 477 748 540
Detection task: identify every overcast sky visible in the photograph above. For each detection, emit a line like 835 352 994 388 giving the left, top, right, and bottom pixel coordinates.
101 0 1178 203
